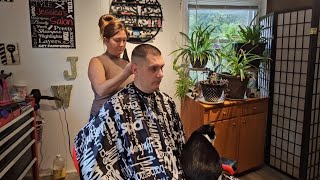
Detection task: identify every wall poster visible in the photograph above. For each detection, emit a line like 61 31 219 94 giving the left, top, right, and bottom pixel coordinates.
29 0 76 48
0 43 20 65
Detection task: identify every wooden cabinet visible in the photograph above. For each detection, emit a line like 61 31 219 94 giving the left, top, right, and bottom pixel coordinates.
238 113 267 173
0 102 39 180
212 118 238 161
181 96 268 174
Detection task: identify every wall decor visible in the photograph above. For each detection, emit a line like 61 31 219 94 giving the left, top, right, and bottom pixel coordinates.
29 0 76 48
0 0 14 2
51 85 72 108
109 0 163 43
63 56 78 80
0 43 20 65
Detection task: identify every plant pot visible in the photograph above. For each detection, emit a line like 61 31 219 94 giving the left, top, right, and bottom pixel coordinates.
220 74 249 99
200 81 224 102
191 58 208 68
234 42 266 68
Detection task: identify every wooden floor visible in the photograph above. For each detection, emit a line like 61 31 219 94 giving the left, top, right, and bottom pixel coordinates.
40 165 294 180
237 165 294 180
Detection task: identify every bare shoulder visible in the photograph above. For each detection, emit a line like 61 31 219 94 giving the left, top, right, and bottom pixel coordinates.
88 56 105 77
89 56 104 68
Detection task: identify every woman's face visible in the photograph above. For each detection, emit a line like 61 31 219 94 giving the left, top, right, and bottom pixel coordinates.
105 30 127 57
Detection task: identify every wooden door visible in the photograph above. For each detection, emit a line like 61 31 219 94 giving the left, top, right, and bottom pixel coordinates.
211 118 239 161
238 113 267 173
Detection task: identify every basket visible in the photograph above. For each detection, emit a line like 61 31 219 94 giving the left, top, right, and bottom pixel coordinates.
200 82 224 102
36 120 44 143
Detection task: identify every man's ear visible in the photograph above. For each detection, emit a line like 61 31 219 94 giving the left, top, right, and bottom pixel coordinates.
103 37 109 44
131 63 138 75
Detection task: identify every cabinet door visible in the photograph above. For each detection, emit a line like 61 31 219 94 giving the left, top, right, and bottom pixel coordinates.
212 118 239 161
238 113 266 173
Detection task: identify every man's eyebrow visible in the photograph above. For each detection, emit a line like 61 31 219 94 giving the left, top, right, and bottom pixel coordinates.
149 64 165 68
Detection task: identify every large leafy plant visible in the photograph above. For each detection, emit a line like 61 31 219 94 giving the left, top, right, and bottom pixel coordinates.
216 44 262 81
237 12 267 45
170 24 215 67
173 65 195 98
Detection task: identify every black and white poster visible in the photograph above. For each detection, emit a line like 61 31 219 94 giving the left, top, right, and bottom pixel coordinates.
0 43 20 65
29 0 76 48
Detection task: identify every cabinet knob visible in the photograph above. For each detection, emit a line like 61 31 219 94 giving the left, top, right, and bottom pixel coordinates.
223 112 227 115
253 107 257 110
242 121 246 124
233 123 236 126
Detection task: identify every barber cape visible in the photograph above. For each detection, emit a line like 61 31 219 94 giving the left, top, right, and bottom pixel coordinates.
74 83 186 180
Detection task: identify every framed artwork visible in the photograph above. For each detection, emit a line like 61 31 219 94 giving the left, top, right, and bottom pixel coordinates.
29 0 76 48
0 43 20 65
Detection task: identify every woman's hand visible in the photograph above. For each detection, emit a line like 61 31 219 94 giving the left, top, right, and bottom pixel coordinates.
123 63 133 77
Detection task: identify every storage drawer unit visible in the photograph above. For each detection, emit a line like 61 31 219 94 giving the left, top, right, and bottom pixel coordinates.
0 107 39 180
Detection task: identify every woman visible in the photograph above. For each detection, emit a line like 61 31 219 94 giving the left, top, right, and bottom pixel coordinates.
88 14 133 116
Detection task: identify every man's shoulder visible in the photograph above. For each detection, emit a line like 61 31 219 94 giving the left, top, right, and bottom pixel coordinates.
156 91 175 103
106 83 133 102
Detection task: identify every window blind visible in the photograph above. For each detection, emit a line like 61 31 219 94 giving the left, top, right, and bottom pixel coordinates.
188 0 260 9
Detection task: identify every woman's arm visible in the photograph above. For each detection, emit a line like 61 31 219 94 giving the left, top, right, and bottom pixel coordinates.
88 57 132 97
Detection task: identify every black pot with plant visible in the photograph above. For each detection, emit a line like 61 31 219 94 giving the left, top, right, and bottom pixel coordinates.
216 44 262 99
234 12 267 68
200 71 228 102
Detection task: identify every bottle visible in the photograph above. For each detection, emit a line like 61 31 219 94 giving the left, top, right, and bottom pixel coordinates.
53 154 66 180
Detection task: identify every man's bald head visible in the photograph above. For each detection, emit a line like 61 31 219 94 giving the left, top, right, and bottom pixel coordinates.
131 44 162 64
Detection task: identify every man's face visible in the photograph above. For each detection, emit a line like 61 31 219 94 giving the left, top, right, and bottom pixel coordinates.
133 54 165 93
105 30 127 57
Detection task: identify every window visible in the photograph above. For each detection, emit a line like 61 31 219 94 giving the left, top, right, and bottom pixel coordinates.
187 1 259 82
189 8 258 41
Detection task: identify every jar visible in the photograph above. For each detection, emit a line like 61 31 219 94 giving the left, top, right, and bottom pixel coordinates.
53 154 66 180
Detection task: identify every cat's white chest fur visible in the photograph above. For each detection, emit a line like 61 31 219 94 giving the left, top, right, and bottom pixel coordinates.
203 134 216 146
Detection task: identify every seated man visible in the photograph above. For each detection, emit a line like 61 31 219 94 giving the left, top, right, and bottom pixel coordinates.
74 44 186 179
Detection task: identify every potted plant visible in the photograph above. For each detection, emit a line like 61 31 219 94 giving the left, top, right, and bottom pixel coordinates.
217 44 262 99
234 12 267 68
173 65 195 99
170 24 215 68
200 71 228 102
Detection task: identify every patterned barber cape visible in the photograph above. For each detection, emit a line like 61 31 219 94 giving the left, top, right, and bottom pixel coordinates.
74 83 186 180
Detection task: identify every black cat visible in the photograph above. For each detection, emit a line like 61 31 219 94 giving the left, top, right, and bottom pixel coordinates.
181 124 222 180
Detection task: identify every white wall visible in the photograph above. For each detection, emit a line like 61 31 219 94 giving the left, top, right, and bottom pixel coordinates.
0 0 183 173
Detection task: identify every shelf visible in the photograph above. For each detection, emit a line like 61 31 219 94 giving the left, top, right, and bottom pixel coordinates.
127 26 161 29
111 1 161 7
114 14 162 18
110 0 162 43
